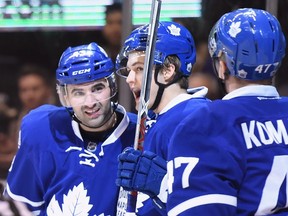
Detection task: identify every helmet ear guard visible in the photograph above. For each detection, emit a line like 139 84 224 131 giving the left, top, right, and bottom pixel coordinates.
208 8 286 81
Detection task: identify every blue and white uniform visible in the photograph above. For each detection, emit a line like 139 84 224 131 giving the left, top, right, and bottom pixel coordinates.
137 87 210 215
6 104 136 216
167 85 288 215
116 21 210 215
145 87 209 158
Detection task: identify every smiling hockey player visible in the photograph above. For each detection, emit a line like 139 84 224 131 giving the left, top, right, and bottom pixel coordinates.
5 42 136 215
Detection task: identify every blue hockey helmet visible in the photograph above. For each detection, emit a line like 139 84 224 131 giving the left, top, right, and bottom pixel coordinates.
56 42 114 85
208 8 286 80
116 21 196 76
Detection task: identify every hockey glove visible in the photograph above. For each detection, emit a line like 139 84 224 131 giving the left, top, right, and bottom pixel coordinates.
116 147 167 198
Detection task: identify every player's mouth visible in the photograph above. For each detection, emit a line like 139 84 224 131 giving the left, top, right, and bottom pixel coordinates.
132 89 141 101
84 107 101 118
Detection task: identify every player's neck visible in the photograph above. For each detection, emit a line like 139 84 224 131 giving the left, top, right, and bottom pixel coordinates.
154 84 186 114
225 76 271 93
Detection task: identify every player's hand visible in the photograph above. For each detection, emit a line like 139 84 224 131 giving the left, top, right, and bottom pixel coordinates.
116 147 167 198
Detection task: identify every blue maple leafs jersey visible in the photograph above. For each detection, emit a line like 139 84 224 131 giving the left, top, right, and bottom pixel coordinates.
167 86 288 215
137 89 210 215
5 104 136 216
144 94 210 159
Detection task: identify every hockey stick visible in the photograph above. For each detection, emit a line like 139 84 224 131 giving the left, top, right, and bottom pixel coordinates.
126 0 162 214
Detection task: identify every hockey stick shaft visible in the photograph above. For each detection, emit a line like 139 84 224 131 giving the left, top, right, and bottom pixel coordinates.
126 0 162 213
134 0 162 150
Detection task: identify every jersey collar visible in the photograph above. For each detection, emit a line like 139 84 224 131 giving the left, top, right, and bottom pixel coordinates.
71 104 130 156
160 86 208 115
223 85 279 100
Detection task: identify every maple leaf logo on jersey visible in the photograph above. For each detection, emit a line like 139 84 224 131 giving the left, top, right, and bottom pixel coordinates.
238 69 248 79
228 21 241 38
47 183 93 216
168 24 181 36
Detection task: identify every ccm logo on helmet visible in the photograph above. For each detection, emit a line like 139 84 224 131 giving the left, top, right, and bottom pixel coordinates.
72 68 91 76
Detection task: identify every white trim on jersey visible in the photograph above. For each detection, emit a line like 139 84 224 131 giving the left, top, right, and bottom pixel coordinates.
223 85 279 100
160 87 208 115
168 194 237 216
5 184 45 208
70 104 130 157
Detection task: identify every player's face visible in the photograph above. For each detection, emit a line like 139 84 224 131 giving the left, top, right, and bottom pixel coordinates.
104 11 122 47
18 74 52 111
125 51 159 111
65 79 112 130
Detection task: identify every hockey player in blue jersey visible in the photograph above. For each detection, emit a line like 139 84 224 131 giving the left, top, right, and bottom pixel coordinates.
115 21 210 214
166 8 288 215
4 42 137 215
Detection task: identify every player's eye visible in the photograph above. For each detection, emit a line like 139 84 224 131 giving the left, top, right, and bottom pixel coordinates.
71 90 85 97
91 84 106 93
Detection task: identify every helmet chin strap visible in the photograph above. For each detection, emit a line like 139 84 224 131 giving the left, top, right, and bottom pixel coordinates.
65 102 118 130
150 67 183 111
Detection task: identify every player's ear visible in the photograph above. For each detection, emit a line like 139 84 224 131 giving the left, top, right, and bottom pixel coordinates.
57 84 70 106
163 63 176 82
218 60 228 80
63 95 71 107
